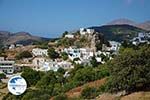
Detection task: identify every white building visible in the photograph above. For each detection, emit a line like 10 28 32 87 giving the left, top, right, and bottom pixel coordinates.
64 47 81 61
32 57 73 72
16 44 23 47
32 57 46 69
32 48 48 57
109 41 121 52
0 57 15 74
80 28 95 35
132 33 148 45
65 34 74 38
9 44 15 49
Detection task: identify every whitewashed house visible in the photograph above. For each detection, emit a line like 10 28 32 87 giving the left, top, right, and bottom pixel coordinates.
16 44 23 47
65 34 74 38
0 57 15 74
132 33 148 45
32 57 73 71
32 57 46 70
32 48 48 57
64 47 81 61
80 28 94 35
9 44 15 49
39 61 73 72
109 41 121 52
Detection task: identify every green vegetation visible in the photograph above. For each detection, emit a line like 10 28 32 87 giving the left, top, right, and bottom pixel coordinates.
91 25 146 41
53 94 68 100
48 48 59 59
21 68 44 87
106 44 150 92
90 56 98 67
3 62 109 100
4 43 150 99
15 51 32 60
62 31 69 37
0 48 6 57
0 73 6 80
81 87 98 99
57 38 75 47
34 41 49 49
61 52 68 60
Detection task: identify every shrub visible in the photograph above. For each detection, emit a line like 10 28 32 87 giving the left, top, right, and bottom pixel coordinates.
61 52 68 60
81 87 97 99
15 51 32 60
48 48 59 59
53 94 68 100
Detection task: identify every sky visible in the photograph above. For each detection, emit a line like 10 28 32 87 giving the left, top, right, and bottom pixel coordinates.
0 0 150 38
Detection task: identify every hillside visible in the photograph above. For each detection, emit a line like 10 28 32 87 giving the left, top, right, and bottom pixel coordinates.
137 21 150 31
89 24 146 42
0 31 49 45
107 18 136 26
106 18 150 31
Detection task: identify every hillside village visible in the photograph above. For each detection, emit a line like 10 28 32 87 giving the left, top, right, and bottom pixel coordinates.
0 28 121 74
0 27 150 100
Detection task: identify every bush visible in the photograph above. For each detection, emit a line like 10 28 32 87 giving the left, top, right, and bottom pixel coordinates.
15 51 32 60
61 52 68 60
0 73 6 80
48 48 59 59
90 56 98 67
95 64 110 80
53 94 68 100
36 71 57 89
72 67 95 85
81 87 98 99
21 68 43 87
22 89 51 100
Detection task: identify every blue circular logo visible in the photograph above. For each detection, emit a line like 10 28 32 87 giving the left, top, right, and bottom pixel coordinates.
8 76 27 95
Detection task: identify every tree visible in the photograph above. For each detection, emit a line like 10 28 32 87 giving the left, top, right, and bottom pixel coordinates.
0 73 6 82
15 51 32 60
53 93 68 100
21 68 42 87
107 45 150 92
36 71 57 89
62 31 68 37
61 52 68 60
48 48 59 59
72 67 95 85
90 56 98 67
57 67 65 74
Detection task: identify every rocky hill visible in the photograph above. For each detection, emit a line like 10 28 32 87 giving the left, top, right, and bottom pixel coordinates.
0 31 49 45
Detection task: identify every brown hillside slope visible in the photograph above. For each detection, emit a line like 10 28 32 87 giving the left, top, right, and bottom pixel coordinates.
66 78 106 98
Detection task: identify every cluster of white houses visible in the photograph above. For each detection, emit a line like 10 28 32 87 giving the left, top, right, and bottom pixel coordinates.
131 32 150 45
63 41 120 65
0 28 122 75
32 57 73 72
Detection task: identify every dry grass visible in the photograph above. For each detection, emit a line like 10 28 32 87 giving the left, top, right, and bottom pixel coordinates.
121 91 150 100
65 78 107 98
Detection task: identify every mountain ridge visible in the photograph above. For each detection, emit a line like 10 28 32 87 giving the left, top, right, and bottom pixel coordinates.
0 31 49 45
106 18 150 31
